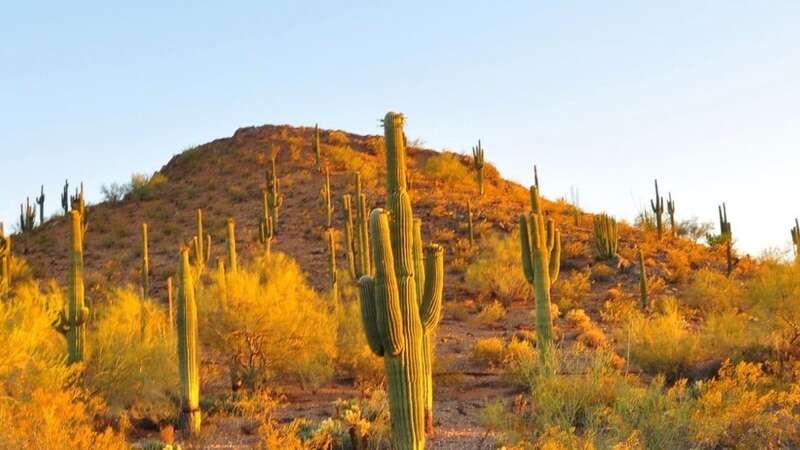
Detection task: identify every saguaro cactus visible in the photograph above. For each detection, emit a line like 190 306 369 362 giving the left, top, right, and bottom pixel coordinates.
358 112 444 450
667 193 676 237
791 218 799 260
61 180 70 215
259 191 274 257
593 214 618 259
342 194 357 279
467 200 475 246
638 249 648 308
519 185 561 370
19 198 36 233
0 227 10 294
321 167 334 228
142 223 150 298
61 211 89 364
177 248 201 434
326 227 339 303
313 123 322 170
192 209 212 270
471 140 485 196
71 183 87 236
534 164 540 189
650 179 664 239
167 276 174 332
266 150 284 232
354 172 372 278
36 185 45 226
718 203 734 276
226 218 238 274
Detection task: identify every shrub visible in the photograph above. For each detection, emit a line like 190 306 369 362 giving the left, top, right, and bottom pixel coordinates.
473 300 506 326
327 145 377 183
100 182 129 203
553 270 590 310
422 152 472 185
472 338 506 367
465 231 532 304
590 263 615 282
683 268 744 313
84 287 179 422
128 172 168 201
334 284 383 386
198 252 337 390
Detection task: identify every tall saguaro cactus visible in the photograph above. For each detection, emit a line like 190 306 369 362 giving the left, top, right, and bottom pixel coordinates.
63 211 89 364
326 227 339 303
354 172 371 278
61 180 70 215
266 150 284 232
226 218 238 274
593 214 618 259
36 185 45 226
259 191 274 257
342 194 357 279
519 185 561 371
313 123 322 170
177 248 201 435
19 198 36 233
667 193 676 237
167 276 174 332
718 203 734 276
321 167 334 228
193 209 212 270
142 223 150 298
791 218 800 260
471 140 485 196
358 112 444 450
650 179 664 239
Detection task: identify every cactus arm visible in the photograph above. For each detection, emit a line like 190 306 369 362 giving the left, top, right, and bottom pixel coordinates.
371 209 405 356
519 215 535 284
359 275 384 357
419 244 444 331
549 229 561 283
412 219 425 301
529 186 542 214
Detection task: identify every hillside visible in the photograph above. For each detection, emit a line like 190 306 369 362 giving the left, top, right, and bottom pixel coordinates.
7 121 765 448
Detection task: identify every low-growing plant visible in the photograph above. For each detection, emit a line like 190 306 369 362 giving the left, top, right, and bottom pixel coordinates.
472 337 506 367
473 300 506 326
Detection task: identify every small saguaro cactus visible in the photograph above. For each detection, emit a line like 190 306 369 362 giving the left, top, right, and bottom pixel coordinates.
358 112 444 450
791 218 800 260
667 193 676 237
57 211 89 365
326 227 339 303
259 191 274 257
177 247 201 435
266 149 284 232
638 249 648 308
593 214 619 259
520 185 561 371
320 166 334 228
467 200 475 246
313 123 322 170
471 140 485 196
142 223 150 298
61 180 70 215
192 209 212 270
19 198 36 233
0 226 10 294
650 179 664 239
342 194 357 279
353 172 372 278
718 203 734 276
36 185 45 226
226 218 238 274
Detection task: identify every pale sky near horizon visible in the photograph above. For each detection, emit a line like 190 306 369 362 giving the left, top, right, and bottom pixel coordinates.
2 1 799 255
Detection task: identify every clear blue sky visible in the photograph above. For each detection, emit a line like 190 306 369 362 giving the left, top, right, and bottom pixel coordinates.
2 1 799 255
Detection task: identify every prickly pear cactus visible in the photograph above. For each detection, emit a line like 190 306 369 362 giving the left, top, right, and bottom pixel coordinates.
358 112 444 450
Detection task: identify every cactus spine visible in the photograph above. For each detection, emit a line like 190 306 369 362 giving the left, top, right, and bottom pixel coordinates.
791 218 800 260
667 193 676 237
19 198 36 233
638 249 648 308
61 180 70 215
650 179 664 239
467 200 474 246
718 203 733 276
142 223 150 298
321 166 334 228
192 209 212 270
519 185 561 371
226 218 238 274
326 227 339 303
177 247 201 434
65 211 89 364
313 123 322 170
358 112 444 450
471 140 485 196
259 191 274 257
266 150 284 232
36 185 45 226
593 214 618 259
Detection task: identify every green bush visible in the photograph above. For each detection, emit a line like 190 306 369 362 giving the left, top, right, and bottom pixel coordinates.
84 287 179 422
683 268 744 313
198 252 337 390
553 269 591 310
465 231 532 304
128 172 168 201
422 152 472 184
